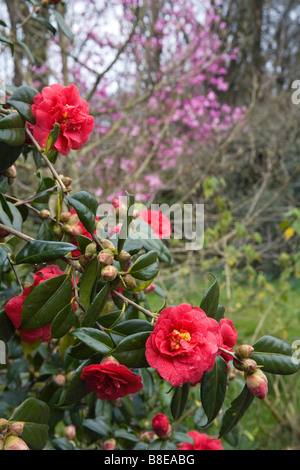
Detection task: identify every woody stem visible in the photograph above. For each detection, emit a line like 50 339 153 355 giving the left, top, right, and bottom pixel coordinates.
25 126 67 193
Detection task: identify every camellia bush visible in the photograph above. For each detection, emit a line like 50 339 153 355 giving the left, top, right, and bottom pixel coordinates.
0 80 299 451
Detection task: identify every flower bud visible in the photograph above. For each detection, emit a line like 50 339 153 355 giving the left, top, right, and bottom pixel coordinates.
233 358 257 374
99 239 116 251
61 176 72 188
144 283 155 294
122 274 137 290
98 249 114 266
152 413 172 440
3 165 17 179
246 369 268 400
101 265 118 282
103 438 116 450
140 431 154 443
235 344 254 359
63 424 76 440
114 250 131 262
85 242 97 257
54 374 66 387
60 211 72 223
79 254 92 268
39 209 51 220
3 435 29 450
0 418 9 434
8 421 25 436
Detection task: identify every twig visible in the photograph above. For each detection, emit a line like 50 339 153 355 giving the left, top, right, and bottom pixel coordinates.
0 223 34 242
25 126 67 193
7 254 23 292
111 288 157 320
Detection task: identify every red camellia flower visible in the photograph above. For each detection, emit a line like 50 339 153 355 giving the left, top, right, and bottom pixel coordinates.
145 304 222 387
218 318 238 363
80 357 143 400
178 431 223 451
139 210 172 239
4 265 65 343
30 84 94 155
152 414 172 439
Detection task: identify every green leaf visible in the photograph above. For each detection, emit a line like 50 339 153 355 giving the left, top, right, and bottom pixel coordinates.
15 240 77 264
200 273 220 319
82 282 111 327
128 250 159 281
0 141 23 173
78 257 99 309
112 331 151 368
51 303 75 339
45 123 61 153
0 309 15 343
66 191 98 235
53 10 74 41
30 16 57 35
9 398 50 450
171 382 190 421
219 386 254 438
131 218 172 263
0 34 14 55
16 40 35 64
110 319 153 336
200 355 228 427
58 354 101 406
7 85 39 124
71 327 114 355
0 112 25 146
0 195 23 232
117 192 135 253
20 274 73 329
252 335 300 375
83 417 111 437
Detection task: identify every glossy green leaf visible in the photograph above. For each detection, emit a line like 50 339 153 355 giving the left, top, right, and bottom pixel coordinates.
9 398 50 450
252 335 300 375
71 327 114 355
58 354 101 406
0 309 15 343
83 417 111 437
219 386 254 438
0 195 23 232
200 355 228 427
171 382 190 421
15 240 77 264
82 282 111 327
200 273 220 319
110 319 153 336
0 112 25 146
112 331 151 368
20 274 73 329
0 141 23 172
66 191 98 235
45 123 61 153
7 86 38 124
128 250 159 281
79 257 99 309
51 303 75 339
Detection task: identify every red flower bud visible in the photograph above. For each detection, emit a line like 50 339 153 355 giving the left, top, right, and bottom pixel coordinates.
101 265 118 282
246 369 268 399
0 228 9 238
152 413 172 440
233 358 257 374
103 438 116 450
3 435 29 450
54 374 66 386
99 239 116 251
98 249 114 266
140 431 154 443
